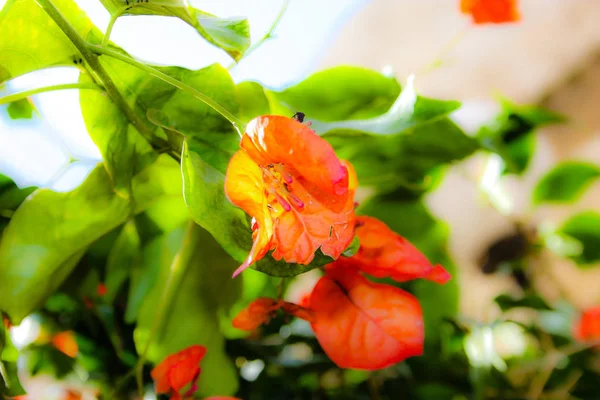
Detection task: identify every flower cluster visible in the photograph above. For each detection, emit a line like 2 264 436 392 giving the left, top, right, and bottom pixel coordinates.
227 115 451 370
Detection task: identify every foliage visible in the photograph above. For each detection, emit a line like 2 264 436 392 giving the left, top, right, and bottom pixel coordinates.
0 0 599 399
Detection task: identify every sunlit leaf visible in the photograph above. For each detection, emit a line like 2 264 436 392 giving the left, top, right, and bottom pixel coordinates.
557 211 600 266
267 66 401 121
0 157 181 323
134 224 240 397
533 161 600 205
98 0 250 61
0 0 100 83
236 81 270 124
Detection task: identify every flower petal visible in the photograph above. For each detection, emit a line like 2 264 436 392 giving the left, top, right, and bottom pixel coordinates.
168 363 200 391
151 345 207 394
241 115 349 196
224 150 274 276
310 267 424 370
345 216 450 284
460 0 519 24
232 297 281 331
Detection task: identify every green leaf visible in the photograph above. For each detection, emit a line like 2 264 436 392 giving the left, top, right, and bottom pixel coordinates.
6 98 34 119
98 0 250 61
134 224 240 397
0 156 181 323
191 9 250 62
0 324 25 397
478 101 564 175
533 161 600 204
310 76 461 135
236 81 271 124
358 196 458 345
0 0 100 84
494 294 551 312
267 66 401 121
325 118 478 192
557 211 600 266
104 220 140 304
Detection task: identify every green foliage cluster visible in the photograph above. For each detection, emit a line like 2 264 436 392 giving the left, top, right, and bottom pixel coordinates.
0 0 599 399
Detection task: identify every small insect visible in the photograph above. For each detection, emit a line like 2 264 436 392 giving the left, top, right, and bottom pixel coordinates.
292 112 305 123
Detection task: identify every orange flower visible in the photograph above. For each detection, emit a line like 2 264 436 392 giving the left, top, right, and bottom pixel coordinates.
460 0 519 24
225 115 356 277
342 216 451 284
232 297 314 331
310 266 424 370
151 345 207 400
97 283 107 297
51 331 79 358
574 306 600 344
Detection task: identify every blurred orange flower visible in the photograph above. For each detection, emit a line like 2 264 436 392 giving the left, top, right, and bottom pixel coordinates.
232 297 314 331
51 331 79 358
97 283 107 297
151 345 207 400
225 115 356 277
460 0 519 24
343 216 451 284
574 306 600 344
232 298 281 331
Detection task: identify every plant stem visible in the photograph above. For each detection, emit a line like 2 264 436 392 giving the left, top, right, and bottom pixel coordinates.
135 221 199 396
89 45 245 136
36 0 171 152
227 0 290 70
0 83 102 105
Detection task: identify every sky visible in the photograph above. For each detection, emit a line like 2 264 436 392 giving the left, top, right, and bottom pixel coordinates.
0 0 368 191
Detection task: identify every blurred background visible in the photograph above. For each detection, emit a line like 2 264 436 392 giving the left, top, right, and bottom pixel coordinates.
2 0 600 398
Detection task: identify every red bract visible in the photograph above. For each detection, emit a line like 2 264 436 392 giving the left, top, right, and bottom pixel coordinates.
151 345 207 400
310 266 424 370
224 115 356 277
232 297 281 331
460 0 519 24
232 297 314 331
344 216 451 284
574 306 600 343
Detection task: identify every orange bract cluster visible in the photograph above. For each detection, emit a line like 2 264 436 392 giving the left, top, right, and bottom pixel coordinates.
460 0 519 24
226 120 452 369
225 115 356 277
574 306 600 345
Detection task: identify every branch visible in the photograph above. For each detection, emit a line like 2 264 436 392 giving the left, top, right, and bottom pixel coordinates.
89 45 244 136
36 0 171 152
0 83 102 105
